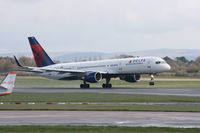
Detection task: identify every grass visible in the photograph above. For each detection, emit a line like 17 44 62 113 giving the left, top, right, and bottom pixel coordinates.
1 93 200 102
1 104 200 112
1 93 200 111
0 126 199 133
1 76 199 88
1 76 200 112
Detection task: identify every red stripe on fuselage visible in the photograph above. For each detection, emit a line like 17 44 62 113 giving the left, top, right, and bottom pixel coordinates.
0 92 11 96
8 72 16 75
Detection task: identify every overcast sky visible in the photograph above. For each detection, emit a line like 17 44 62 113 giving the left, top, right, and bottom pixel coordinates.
1 0 200 54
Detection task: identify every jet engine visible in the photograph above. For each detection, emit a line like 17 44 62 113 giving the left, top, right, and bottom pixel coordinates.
120 74 141 83
84 72 102 83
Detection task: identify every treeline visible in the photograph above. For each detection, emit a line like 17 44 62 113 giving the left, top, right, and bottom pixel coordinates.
164 56 200 77
1 56 200 77
0 56 35 75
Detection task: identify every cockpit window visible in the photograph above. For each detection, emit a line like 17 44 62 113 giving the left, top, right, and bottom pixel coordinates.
155 61 166 64
156 61 161 64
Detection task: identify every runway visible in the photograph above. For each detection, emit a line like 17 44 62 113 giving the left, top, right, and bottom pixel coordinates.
1 101 200 106
15 87 200 97
5 88 200 128
1 111 200 128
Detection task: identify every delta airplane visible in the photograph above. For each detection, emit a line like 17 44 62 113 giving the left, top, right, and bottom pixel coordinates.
14 37 171 88
0 72 17 96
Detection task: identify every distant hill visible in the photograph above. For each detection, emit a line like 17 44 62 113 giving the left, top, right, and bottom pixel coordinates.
1 49 200 62
124 49 200 60
54 49 200 62
53 52 109 62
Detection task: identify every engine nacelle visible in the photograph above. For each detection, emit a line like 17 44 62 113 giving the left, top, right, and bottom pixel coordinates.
84 72 102 83
120 74 141 83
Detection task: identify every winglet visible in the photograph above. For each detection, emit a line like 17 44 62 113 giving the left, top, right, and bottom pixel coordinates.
14 56 23 67
0 72 17 96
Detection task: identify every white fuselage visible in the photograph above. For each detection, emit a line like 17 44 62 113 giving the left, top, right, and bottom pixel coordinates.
34 56 171 80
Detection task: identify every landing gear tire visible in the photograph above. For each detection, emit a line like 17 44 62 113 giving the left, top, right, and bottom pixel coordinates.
149 81 155 86
149 74 155 86
80 84 90 88
102 83 112 88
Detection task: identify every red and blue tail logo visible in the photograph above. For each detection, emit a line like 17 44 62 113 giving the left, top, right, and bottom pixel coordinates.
28 37 55 67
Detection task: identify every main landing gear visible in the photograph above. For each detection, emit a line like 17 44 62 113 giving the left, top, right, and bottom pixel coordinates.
149 74 155 86
80 80 90 88
80 78 113 89
102 78 112 88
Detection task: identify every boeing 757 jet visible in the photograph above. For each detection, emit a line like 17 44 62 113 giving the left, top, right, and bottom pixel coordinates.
0 72 17 96
14 37 171 88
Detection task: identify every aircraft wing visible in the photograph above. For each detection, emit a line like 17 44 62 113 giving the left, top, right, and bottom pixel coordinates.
14 56 107 74
40 68 85 74
17 66 107 75
40 68 108 75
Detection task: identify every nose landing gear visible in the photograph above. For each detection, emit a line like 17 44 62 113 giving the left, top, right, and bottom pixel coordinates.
149 74 155 86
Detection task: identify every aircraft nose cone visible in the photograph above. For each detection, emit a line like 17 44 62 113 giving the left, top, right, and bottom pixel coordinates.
166 64 171 71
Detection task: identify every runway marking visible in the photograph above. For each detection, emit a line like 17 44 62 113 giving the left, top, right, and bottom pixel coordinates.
116 121 130 124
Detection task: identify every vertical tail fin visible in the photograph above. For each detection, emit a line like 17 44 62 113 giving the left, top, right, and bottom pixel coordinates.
0 72 17 94
28 37 55 67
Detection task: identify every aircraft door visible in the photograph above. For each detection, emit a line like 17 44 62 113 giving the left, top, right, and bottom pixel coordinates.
147 60 152 73
118 62 123 72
